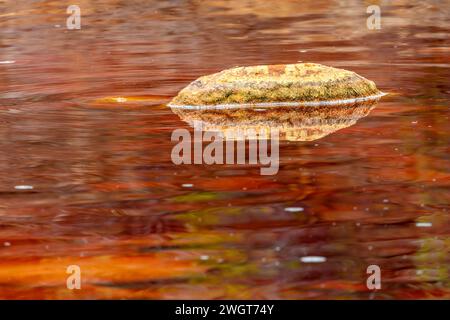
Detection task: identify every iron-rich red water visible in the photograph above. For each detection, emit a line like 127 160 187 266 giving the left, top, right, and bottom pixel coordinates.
0 0 448 299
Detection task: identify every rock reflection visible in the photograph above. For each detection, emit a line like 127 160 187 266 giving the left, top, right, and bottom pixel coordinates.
170 99 378 141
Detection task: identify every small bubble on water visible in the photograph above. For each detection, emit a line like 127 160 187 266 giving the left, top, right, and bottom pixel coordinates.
0 60 15 64
200 255 209 261
383 199 389 203
182 183 193 188
416 222 432 228
284 207 304 213
14 185 33 190
3 242 11 247
300 256 326 263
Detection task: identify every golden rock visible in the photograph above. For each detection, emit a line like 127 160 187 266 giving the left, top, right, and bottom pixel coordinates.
169 63 383 107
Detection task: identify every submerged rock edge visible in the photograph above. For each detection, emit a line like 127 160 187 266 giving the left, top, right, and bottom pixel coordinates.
169 92 385 110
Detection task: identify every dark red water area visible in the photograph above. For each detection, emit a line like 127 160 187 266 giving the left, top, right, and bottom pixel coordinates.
0 0 448 299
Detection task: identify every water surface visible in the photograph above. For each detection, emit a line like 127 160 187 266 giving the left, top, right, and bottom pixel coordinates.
0 0 449 299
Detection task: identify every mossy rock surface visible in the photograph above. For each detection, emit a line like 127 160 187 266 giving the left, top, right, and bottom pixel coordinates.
169 63 382 107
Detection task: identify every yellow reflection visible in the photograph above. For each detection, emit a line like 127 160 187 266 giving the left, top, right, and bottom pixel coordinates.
171 100 378 141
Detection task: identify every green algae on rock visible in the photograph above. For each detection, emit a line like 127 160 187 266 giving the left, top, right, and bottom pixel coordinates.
169 63 383 108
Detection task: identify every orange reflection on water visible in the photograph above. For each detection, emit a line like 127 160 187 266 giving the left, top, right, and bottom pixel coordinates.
0 0 449 299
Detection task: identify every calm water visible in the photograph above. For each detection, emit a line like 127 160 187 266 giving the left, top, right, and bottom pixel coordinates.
0 0 449 299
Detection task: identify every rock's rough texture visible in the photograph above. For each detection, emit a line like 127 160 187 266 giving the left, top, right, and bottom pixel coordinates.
169 63 382 107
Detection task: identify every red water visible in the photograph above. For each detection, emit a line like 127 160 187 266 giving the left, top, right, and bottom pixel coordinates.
0 0 449 299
